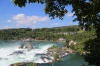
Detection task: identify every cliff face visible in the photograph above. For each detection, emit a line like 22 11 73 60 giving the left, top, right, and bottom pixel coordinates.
69 40 77 46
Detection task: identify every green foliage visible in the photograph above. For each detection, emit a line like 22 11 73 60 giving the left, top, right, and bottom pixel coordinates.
64 43 68 47
84 38 100 66
27 62 37 66
77 30 85 34
54 53 59 62
74 43 84 54
48 45 57 49
0 26 79 40
66 27 96 55
10 62 24 66
12 0 100 29
70 43 75 50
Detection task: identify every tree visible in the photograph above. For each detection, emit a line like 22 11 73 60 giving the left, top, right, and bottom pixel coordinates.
12 0 100 66
12 0 99 24
54 53 59 62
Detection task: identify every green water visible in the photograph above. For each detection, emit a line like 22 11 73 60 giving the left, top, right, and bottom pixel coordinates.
54 54 88 66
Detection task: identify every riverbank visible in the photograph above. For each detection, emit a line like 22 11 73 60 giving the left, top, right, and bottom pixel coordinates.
0 40 66 42
32 40 66 42
10 62 53 66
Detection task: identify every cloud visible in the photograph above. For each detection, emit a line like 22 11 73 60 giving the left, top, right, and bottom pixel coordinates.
3 26 12 29
7 20 11 22
66 12 74 17
12 14 49 26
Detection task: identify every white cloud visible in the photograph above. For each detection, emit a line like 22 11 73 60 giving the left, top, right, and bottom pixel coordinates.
7 20 11 22
3 26 12 29
66 12 74 17
12 14 49 26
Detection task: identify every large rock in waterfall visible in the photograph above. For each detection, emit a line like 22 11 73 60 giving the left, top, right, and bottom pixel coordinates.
25 43 33 50
18 44 24 49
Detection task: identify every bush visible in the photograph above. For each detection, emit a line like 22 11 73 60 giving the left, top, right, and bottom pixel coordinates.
54 53 59 62
27 62 37 66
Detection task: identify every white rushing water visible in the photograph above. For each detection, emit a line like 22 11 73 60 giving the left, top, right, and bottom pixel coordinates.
0 42 54 66
0 41 87 66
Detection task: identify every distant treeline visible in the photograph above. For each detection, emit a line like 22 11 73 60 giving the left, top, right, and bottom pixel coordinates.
0 25 80 40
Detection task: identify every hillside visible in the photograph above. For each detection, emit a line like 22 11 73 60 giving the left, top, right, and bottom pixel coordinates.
0 25 80 40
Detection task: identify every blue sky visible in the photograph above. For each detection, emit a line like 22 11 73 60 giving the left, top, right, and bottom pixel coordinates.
0 0 78 29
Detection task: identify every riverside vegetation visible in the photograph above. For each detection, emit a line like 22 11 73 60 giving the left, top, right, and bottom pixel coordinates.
0 25 79 40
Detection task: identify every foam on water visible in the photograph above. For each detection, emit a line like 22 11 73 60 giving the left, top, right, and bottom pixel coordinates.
0 41 88 66
0 42 54 66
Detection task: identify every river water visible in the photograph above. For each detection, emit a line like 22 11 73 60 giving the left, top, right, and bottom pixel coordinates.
0 40 88 66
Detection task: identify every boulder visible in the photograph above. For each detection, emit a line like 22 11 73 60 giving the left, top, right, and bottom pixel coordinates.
25 43 33 50
19 44 24 49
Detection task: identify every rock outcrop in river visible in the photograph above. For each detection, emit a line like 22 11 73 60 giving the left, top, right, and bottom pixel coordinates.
18 44 24 49
25 43 33 50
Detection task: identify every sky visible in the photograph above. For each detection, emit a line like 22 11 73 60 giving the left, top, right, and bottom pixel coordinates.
0 0 78 29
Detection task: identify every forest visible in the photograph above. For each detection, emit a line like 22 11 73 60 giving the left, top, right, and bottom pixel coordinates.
0 25 80 40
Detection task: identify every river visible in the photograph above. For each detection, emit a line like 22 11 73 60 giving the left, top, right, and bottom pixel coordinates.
0 40 88 66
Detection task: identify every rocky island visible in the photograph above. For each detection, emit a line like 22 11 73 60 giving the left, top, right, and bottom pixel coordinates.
9 41 74 66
